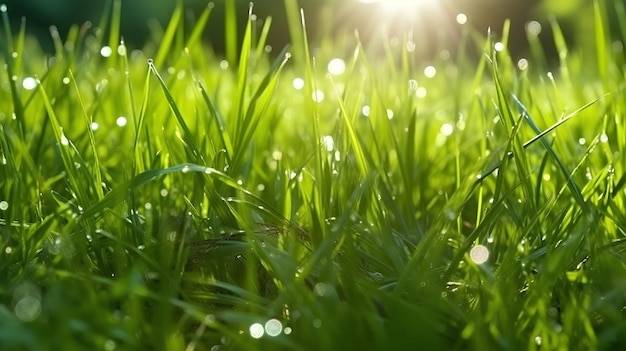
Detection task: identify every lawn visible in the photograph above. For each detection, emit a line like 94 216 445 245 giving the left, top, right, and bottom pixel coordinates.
1 0 625 350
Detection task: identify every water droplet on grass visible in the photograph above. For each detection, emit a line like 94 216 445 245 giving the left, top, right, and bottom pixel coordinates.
424 65 437 78
322 135 334 151
440 123 453 136
117 43 127 56
600 133 609 143
361 105 371 117
386 109 394 120
22 77 37 90
526 21 542 36
292 77 304 90
517 58 529 70
90 122 99 131
264 319 283 337
116 116 127 127
15 296 41 322
312 90 325 102
0 4 7 12
249 323 264 339
13 283 42 322
406 40 416 52
60 133 69 146
470 245 489 264
327 58 346 75
456 13 467 24
0 201 8 211
100 46 112 57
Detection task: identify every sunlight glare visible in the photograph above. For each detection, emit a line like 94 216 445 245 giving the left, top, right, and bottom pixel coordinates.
359 0 440 18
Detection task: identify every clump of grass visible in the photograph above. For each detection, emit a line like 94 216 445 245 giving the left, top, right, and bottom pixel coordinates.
1 0 626 350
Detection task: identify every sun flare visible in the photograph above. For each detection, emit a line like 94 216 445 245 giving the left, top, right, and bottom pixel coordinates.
356 0 447 32
359 0 441 18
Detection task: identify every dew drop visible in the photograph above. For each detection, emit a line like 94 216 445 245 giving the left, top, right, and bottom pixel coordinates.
440 123 454 136
517 58 528 71
0 200 8 211
386 109 394 120
405 40 416 52
600 133 609 143
327 58 346 75
361 105 371 117
90 122 99 131
100 46 112 57
456 13 467 24
22 77 37 90
312 90 325 102
526 21 542 36
264 319 283 337
424 65 437 78
0 4 6 12
322 135 334 152
249 323 264 339
470 245 489 264
116 116 127 127
292 77 305 90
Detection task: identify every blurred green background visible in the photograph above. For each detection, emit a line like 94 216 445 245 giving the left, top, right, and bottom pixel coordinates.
0 0 614 59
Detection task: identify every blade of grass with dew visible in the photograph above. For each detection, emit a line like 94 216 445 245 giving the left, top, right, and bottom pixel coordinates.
230 46 291 176
511 93 591 213
230 4 253 158
149 60 203 163
1 6 25 138
68 70 104 200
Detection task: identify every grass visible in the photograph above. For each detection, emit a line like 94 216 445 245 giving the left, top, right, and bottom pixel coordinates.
1 0 626 350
